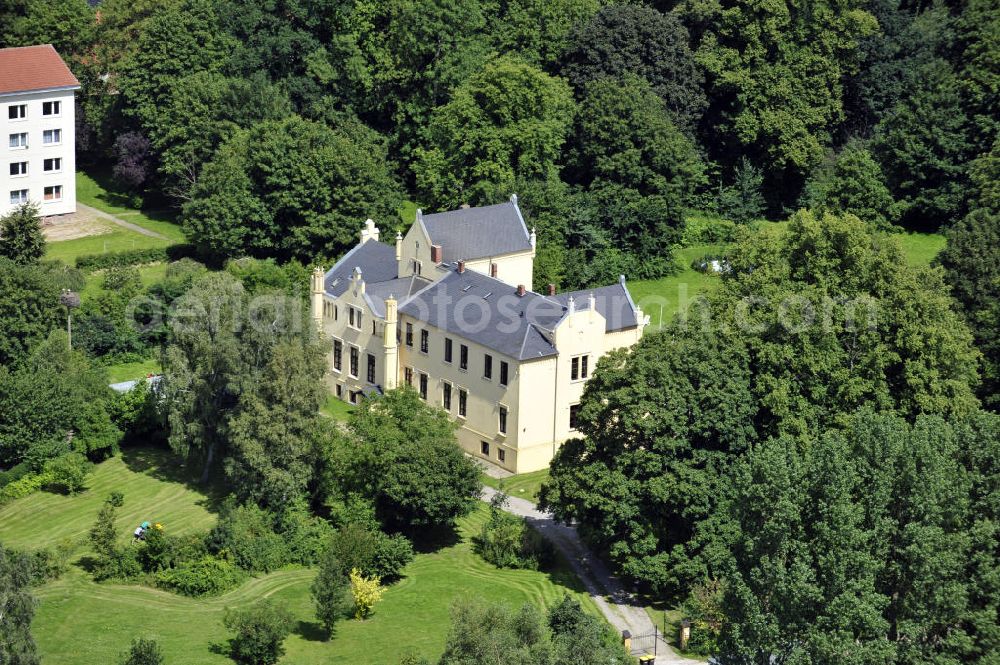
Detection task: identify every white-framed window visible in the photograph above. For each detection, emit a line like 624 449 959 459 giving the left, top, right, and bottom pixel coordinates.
499 405 508 435
458 388 468 417
9 133 27 149
7 105 26 120
9 161 27 177
43 185 62 202
442 382 452 411
348 306 362 330
42 129 62 145
569 403 582 431
349 345 360 378
332 339 343 372
497 448 506 463
499 361 509 387
42 101 61 117
419 372 428 400
570 354 590 381
9 189 28 205
43 157 62 173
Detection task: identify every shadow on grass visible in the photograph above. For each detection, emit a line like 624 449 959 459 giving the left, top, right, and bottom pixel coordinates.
409 523 462 554
75 554 100 575
121 447 228 513
295 620 328 643
208 641 229 657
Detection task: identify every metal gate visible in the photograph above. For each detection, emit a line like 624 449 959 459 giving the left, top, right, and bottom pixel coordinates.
628 626 670 657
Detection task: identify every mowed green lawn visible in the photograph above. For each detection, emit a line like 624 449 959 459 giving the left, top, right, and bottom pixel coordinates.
481 469 550 504
0 449 598 665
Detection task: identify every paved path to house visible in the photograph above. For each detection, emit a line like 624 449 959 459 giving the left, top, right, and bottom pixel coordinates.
480 486 703 664
77 203 168 240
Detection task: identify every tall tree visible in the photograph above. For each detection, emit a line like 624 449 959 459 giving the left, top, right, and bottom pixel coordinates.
0 0 95 57
490 0 603 68
0 545 39 665
542 211 981 596
413 58 575 209
560 4 706 134
339 389 480 532
0 259 61 367
0 203 45 265
802 140 900 230
182 115 402 263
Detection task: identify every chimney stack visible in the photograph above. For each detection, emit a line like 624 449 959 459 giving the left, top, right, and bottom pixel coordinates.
395 231 403 261
547 283 556 296
457 260 465 273
516 284 526 297
490 263 497 278
431 244 442 263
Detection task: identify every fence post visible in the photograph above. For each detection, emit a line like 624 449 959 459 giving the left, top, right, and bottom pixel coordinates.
680 619 692 651
622 630 632 653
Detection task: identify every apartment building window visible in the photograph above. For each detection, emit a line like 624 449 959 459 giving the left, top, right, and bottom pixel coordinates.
570 354 590 381
333 339 343 372
569 404 582 431
499 406 508 435
460 344 468 371
497 448 506 463
41 157 60 173
420 329 429 353
419 372 428 400
350 346 359 377
9 162 27 177
42 129 61 145
9 189 28 205
42 101 61 116
481 441 490 455
444 338 453 363
405 323 413 347
8 105 26 120
459 389 467 417
484 354 493 380
405 367 413 386
366 353 376 383
43 185 62 201
499 361 509 387
9 133 27 149
443 382 452 410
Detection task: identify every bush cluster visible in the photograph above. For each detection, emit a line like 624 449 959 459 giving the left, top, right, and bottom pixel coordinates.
324 523 414 582
0 471 53 504
207 502 331 573
75 244 196 271
474 493 552 570
155 556 246 596
682 214 739 245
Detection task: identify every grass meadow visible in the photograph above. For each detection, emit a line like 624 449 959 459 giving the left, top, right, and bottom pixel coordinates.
0 448 598 665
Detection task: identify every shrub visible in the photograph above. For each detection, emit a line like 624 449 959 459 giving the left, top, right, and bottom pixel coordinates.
74 244 196 271
24 539 74 584
155 556 246 596
0 461 33 488
224 600 293 665
0 471 52 504
108 491 125 507
207 502 291 573
97 548 142 581
475 492 552 570
325 524 414 582
311 552 351 638
275 503 334 566
43 453 93 494
119 637 164 665
680 579 724 656
683 214 738 245
137 526 173 573
349 567 384 620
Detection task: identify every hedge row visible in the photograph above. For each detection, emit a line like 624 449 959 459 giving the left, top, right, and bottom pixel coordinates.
0 471 53 505
75 244 197 271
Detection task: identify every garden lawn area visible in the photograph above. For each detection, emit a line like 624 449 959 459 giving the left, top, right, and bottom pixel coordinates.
80 261 169 300
44 226 173 265
75 171 187 242
320 395 356 421
481 468 550 504
0 449 598 665
104 358 162 384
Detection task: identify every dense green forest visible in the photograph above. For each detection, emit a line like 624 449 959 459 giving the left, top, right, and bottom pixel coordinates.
2 0 996 284
1 0 998 663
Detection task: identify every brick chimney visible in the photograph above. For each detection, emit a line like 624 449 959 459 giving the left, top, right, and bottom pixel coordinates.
547 283 556 296
431 244 442 263
516 284 526 297
457 260 465 273
490 263 497 278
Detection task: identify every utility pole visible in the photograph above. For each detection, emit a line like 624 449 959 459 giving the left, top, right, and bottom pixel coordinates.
60 289 80 349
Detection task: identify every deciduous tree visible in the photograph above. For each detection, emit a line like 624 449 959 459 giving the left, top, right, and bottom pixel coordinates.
0 545 39 665
0 203 45 266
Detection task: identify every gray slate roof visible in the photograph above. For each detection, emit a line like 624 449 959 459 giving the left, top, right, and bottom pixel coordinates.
324 239 397 298
365 275 432 317
420 199 532 263
399 268 640 360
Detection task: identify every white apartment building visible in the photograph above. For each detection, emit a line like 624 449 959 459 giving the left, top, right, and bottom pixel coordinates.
311 198 648 473
0 44 79 218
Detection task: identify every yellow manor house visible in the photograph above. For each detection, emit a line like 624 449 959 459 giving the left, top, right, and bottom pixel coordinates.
310 196 647 473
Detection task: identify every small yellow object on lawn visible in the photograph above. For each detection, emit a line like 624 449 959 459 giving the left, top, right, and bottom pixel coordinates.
154 523 163 530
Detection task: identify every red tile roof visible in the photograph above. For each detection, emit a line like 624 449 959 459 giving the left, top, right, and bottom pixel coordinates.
0 45 80 96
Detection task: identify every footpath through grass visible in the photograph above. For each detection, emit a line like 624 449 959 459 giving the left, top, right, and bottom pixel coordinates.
0 448 598 665
481 469 550 504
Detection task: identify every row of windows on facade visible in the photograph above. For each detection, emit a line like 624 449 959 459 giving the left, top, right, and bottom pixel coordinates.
9 185 62 205
7 157 63 177
6 102 62 121
8 129 62 149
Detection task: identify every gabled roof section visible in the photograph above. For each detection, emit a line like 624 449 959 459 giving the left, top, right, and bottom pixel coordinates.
551 277 640 332
420 196 533 263
364 275 433 317
324 239 397 298
0 45 80 96
400 269 564 360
